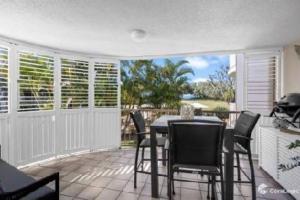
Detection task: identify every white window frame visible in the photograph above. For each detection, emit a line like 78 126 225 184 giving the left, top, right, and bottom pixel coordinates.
60 55 90 110
92 58 120 110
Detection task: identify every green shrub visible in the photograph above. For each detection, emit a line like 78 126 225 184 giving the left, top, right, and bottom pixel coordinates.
213 106 229 119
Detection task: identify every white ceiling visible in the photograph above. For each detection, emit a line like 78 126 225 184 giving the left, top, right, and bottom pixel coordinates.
0 0 300 57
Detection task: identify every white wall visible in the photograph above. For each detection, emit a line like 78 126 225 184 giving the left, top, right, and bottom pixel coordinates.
283 41 300 94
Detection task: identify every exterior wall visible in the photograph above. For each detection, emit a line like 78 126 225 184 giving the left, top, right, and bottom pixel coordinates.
283 41 300 94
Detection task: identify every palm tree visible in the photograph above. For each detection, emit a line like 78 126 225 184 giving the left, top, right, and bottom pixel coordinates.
121 60 153 108
159 59 194 108
121 59 194 109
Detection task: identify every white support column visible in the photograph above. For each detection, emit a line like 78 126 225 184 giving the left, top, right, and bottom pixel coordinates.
54 55 61 154
88 60 95 150
235 53 245 111
117 60 121 147
8 44 18 165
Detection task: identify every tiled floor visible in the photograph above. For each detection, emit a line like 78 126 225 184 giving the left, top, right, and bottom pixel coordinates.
20 148 295 200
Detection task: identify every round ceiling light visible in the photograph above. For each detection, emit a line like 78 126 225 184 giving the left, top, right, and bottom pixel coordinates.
130 29 147 42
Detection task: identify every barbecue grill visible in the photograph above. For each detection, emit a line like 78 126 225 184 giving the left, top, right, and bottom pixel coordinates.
270 93 300 124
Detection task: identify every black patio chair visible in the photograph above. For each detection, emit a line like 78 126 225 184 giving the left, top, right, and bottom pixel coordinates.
130 110 168 188
232 111 260 200
167 120 226 200
0 145 59 200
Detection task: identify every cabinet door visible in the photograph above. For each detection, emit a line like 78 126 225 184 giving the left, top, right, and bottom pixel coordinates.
278 137 300 200
260 128 278 179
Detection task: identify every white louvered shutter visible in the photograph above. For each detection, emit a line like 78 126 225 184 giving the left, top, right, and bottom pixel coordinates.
94 63 118 108
244 52 280 115
18 51 54 112
61 58 89 109
0 47 8 113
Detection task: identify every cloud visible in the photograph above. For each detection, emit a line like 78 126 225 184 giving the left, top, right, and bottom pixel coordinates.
184 57 209 69
192 77 208 83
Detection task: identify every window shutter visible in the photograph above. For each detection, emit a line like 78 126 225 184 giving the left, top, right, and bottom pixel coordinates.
61 58 89 109
244 52 280 114
18 51 54 112
0 47 8 113
94 63 118 108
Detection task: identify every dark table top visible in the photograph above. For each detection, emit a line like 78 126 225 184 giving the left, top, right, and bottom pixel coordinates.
150 115 223 128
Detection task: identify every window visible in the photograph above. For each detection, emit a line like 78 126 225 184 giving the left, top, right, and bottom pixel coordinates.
94 63 118 108
245 52 279 114
0 46 8 113
18 51 54 111
61 58 89 109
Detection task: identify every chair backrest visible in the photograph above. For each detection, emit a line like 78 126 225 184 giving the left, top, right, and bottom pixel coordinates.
168 120 225 167
130 110 146 144
234 111 261 149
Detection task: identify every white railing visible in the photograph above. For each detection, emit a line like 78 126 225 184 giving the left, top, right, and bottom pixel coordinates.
1 108 121 166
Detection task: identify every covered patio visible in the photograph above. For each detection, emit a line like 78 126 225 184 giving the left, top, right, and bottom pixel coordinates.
0 0 300 200
20 149 293 200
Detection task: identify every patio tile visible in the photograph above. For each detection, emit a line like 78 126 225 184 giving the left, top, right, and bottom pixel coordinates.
140 184 153 197
123 181 144 194
77 186 103 199
90 176 113 188
59 180 71 192
74 173 97 185
20 148 294 200
62 172 82 183
107 179 128 191
21 165 44 176
36 167 59 177
59 195 73 200
181 181 200 190
180 188 201 199
95 188 121 200
61 183 87 197
117 192 139 200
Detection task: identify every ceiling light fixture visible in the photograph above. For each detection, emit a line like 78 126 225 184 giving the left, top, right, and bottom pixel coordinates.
130 29 147 42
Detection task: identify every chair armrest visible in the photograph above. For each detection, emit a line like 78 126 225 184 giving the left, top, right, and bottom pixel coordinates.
234 135 253 141
164 139 170 150
0 172 59 200
136 131 149 135
222 146 229 154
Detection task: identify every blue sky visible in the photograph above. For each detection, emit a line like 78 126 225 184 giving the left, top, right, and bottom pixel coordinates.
153 55 229 83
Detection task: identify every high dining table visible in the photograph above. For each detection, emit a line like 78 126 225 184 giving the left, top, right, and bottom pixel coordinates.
149 115 234 200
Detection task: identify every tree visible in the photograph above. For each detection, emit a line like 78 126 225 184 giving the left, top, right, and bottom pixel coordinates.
159 59 194 108
193 65 235 102
121 59 194 109
121 60 154 108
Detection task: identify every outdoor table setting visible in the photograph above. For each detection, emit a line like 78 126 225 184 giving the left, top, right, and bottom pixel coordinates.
149 114 234 200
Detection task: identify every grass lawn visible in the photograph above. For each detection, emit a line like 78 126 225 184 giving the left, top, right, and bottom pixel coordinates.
181 99 229 110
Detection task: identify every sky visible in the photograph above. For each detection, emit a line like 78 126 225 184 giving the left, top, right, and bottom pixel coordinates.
153 54 229 83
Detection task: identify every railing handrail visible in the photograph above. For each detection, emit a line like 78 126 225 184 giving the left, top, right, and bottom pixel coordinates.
121 108 241 145
122 108 241 114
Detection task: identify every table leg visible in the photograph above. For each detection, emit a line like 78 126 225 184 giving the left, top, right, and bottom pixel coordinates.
223 129 234 200
150 126 159 198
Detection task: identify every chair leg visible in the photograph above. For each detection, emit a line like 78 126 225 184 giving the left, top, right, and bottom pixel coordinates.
248 150 256 200
211 175 216 200
236 152 241 181
141 147 145 170
207 176 211 199
134 145 140 188
220 166 225 200
168 166 173 200
162 146 166 166
167 168 171 199
172 172 176 195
